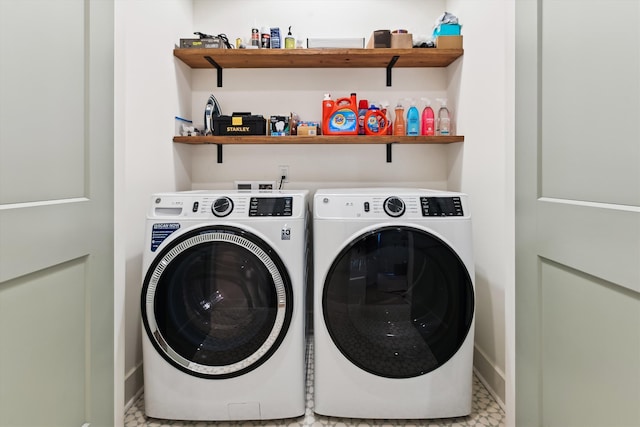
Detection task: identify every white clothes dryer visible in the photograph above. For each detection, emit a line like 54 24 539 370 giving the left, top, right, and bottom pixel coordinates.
141 190 308 421
313 188 475 419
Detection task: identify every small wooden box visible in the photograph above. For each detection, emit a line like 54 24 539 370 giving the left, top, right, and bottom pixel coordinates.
435 35 463 49
391 33 413 49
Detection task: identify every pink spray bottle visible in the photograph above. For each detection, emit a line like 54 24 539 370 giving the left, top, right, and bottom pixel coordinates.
420 97 435 136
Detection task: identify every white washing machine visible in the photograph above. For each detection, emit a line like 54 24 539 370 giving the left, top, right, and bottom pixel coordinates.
313 188 475 419
141 190 308 421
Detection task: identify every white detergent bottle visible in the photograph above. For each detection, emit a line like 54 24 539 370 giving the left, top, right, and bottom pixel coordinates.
436 98 451 136
405 98 420 136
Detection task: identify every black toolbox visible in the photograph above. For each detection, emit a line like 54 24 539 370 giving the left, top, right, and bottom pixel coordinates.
213 113 267 136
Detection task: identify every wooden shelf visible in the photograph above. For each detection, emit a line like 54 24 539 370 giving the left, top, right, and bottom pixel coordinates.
173 135 464 163
173 135 463 144
173 47 463 69
174 47 463 87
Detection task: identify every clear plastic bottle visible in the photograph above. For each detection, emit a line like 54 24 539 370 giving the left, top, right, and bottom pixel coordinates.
285 26 295 49
406 98 420 136
378 100 391 135
420 97 435 136
436 98 451 136
393 102 405 136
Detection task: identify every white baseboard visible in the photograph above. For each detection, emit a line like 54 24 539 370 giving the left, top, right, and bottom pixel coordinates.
473 345 506 410
124 362 144 412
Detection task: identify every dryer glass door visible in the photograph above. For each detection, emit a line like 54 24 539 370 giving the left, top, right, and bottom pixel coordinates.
142 226 293 378
323 226 474 378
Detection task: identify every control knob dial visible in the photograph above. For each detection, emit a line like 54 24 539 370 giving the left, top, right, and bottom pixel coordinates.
383 196 406 217
212 197 234 217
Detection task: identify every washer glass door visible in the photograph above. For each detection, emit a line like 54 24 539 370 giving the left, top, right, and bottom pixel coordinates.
142 225 292 378
323 226 474 378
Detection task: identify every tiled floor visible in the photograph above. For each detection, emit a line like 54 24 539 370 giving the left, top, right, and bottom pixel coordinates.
125 342 504 427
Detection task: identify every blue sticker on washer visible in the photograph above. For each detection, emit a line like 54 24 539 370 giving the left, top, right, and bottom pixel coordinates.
151 223 180 252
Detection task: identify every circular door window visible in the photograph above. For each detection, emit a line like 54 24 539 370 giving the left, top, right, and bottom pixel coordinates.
142 225 292 379
323 226 474 378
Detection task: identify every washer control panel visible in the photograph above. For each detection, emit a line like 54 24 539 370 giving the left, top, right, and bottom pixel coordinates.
150 191 305 219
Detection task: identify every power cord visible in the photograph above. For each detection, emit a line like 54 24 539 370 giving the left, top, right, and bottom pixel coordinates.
217 34 233 49
193 31 234 49
278 175 286 190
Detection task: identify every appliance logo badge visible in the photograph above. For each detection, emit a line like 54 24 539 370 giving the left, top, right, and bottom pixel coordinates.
281 225 291 241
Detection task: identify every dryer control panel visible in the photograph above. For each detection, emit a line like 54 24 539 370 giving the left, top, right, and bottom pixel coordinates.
314 190 469 220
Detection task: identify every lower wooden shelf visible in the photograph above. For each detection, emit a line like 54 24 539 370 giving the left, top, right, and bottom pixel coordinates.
172 134 465 163
173 135 464 144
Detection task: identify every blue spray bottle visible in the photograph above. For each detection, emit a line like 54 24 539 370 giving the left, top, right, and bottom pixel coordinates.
406 98 420 136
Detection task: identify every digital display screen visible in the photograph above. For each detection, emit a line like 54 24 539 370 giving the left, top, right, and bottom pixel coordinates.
421 197 463 216
249 197 293 216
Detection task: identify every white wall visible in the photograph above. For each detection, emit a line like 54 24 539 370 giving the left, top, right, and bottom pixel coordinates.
118 0 193 409
446 0 514 411
120 0 514 419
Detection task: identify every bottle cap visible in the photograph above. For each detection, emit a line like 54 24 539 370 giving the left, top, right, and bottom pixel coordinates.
359 100 368 109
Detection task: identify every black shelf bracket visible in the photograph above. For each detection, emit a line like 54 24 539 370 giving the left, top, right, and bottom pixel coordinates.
386 56 399 87
205 56 223 87
217 144 223 163
215 142 393 163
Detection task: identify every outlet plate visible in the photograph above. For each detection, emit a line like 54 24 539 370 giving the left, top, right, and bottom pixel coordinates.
279 165 289 183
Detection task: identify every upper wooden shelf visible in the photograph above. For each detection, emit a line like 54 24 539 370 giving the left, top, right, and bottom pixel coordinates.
173 47 464 69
